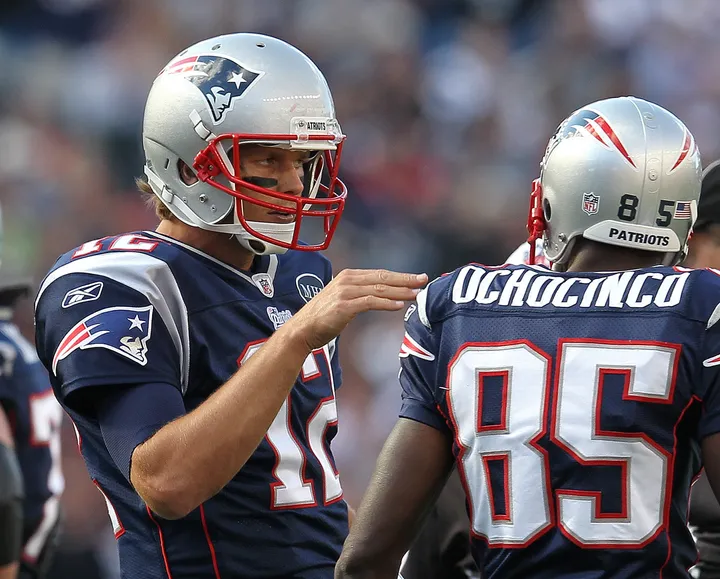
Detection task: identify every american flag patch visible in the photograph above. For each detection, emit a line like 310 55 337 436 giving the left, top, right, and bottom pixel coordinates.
674 202 692 219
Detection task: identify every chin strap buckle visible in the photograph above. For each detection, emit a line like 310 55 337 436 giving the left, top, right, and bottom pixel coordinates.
193 149 223 182
526 179 546 265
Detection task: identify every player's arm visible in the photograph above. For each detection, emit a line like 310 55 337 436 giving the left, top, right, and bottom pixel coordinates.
703 437 720 497
337 286 455 577
0 405 23 579
128 269 426 519
336 418 454 578
400 469 478 579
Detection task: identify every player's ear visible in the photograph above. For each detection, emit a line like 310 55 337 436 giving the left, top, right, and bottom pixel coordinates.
178 160 199 186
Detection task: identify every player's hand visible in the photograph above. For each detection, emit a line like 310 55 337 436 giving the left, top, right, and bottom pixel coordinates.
286 269 428 351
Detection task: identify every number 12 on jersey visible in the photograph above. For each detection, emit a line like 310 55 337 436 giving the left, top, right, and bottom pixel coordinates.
447 339 678 548
238 340 343 509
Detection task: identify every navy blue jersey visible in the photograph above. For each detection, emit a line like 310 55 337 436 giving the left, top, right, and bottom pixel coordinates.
0 285 63 569
34 231 347 579
399 263 720 579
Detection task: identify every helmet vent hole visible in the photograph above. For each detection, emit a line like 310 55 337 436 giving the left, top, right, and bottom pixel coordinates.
178 49 187 57
212 44 221 50
164 158 170 170
543 199 552 221
256 42 266 48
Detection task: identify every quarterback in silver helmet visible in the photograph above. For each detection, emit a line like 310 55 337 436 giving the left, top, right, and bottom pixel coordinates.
35 32 427 579
143 33 347 256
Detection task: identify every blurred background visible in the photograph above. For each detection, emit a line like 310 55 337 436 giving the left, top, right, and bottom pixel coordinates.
1 0 720 576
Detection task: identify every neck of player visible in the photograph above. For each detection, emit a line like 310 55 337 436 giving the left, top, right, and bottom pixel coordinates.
565 239 664 273
155 218 256 271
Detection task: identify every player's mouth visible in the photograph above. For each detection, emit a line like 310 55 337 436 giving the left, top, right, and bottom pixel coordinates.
267 210 296 223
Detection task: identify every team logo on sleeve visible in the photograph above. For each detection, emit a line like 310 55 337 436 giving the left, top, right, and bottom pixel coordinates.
61 281 104 308
399 332 435 361
52 305 153 374
703 353 720 368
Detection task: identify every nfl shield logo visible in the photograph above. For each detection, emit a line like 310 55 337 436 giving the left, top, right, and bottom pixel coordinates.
582 192 599 215
252 273 274 298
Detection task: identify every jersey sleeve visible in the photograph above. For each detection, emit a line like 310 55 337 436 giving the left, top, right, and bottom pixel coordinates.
35 271 183 407
398 285 449 434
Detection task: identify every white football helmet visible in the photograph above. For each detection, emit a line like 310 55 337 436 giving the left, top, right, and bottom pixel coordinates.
527 96 702 266
142 33 347 255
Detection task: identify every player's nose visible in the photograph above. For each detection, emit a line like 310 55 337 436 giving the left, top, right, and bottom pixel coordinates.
280 166 304 198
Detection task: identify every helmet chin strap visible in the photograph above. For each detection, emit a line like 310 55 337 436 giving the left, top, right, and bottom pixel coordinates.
232 205 294 255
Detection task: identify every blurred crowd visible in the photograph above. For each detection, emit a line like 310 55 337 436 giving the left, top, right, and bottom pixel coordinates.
2 0 720 576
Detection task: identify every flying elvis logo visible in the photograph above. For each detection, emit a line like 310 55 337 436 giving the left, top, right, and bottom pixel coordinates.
161 54 263 124
399 332 435 361
546 108 636 169
52 305 153 375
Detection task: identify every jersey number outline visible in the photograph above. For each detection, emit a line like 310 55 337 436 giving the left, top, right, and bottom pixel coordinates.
238 340 343 509
72 234 159 259
447 339 679 548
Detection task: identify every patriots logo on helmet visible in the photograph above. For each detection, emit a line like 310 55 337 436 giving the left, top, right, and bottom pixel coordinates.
546 108 636 169
164 55 263 124
52 305 153 375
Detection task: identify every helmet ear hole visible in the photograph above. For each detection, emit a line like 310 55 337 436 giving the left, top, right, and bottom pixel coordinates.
177 160 199 186
543 199 552 221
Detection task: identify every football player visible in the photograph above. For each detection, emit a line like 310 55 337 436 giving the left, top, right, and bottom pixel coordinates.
34 33 426 579
0 207 63 579
336 96 720 578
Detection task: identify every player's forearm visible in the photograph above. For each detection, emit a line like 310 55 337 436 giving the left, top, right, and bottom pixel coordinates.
132 323 312 519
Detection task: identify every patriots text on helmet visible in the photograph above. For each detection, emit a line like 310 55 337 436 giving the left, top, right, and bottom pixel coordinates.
451 266 688 309
608 227 670 247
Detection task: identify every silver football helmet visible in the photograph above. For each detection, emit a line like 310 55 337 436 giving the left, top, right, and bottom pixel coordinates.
142 33 347 255
528 96 702 266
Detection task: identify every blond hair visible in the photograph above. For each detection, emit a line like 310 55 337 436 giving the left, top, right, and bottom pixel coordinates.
136 177 174 221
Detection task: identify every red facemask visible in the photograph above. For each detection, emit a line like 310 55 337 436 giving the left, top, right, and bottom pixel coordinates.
193 132 347 251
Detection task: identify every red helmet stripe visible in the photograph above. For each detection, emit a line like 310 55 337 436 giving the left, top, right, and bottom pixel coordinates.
669 130 692 173
594 116 637 168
